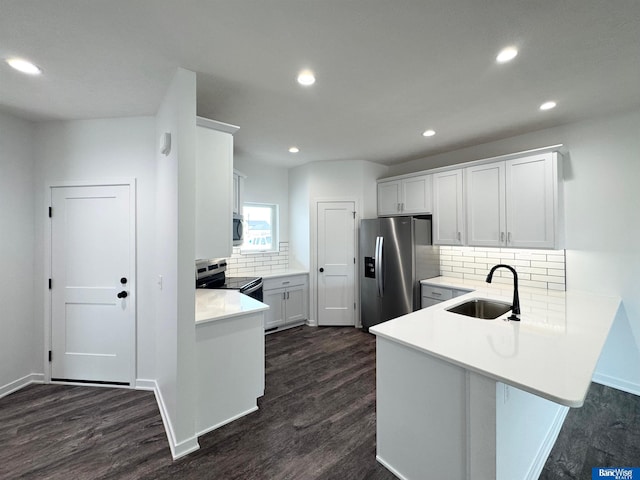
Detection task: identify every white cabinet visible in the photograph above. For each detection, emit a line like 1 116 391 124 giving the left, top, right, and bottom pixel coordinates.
262 274 308 332
377 174 433 216
433 169 464 245
466 152 560 248
421 283 471 309
195 117 239 260
505 153 559 249
233 169 246 215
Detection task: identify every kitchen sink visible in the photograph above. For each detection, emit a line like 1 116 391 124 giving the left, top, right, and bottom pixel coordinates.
446 298 512 320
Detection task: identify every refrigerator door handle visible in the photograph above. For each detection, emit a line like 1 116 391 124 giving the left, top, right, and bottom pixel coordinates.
376 236 384 298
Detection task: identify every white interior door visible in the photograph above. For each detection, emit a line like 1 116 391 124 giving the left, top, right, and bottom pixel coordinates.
317 201 356 326
50 184 135 385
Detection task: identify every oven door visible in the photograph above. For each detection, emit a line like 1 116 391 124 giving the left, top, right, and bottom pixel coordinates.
233 214 244 246
242 280 263 302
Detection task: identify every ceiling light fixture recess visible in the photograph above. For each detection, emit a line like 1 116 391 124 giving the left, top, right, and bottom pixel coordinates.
297 69 315 86
422 129 436 137
496 47 518 63
6 57 42 75
539 101 557 111
288 146 300 153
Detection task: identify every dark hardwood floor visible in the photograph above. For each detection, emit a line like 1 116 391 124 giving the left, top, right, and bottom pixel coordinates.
1 326 638 479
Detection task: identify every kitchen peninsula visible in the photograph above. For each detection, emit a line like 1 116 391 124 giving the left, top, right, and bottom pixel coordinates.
195 289 268 437
370 278 621 480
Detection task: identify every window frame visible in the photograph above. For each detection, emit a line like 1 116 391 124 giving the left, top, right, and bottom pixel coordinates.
240 202 279 254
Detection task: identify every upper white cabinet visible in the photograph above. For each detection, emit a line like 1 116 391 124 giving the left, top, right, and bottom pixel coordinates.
377 174 432 216
433 169 464 245
233 169 246 215
466 152 560 248
195 117 239 260
505 153 559 248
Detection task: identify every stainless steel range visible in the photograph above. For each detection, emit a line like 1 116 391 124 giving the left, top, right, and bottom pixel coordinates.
195 259 263 302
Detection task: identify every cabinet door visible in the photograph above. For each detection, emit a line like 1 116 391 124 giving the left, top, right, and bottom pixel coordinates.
377 180 401 216
421 297 442 309
284 285 307 324
263 288 286 330
466 162 506 247
506 154 555 248
433 170 464 245
233 173 240 215
195 125 233 260
402 175 433 214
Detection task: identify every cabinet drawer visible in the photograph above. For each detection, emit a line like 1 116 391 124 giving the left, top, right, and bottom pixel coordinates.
421 285 454 301
263 274 307 291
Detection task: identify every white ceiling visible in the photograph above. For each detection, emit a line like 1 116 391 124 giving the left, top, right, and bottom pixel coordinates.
1 0 639 167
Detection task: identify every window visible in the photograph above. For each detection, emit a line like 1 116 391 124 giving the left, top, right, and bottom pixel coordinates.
242 203 278 253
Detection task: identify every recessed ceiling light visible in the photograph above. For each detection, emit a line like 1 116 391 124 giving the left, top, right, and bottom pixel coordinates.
422 129 436 137
288 146 300 153
496 47 518 64
539 101 557 111
297 69 315 86
6 57 42 75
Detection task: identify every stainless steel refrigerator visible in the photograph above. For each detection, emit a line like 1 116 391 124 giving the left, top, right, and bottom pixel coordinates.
360 216 440 330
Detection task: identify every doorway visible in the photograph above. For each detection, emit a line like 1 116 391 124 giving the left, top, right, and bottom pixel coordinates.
316 201 356 326
49 182 136 385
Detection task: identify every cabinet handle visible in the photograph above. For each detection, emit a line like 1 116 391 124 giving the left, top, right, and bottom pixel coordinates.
397 203 401 212
283 292 286 300
430 292 442 296
508 232 512 244
287 292 290 300
500 232 505 243
457 231 461 241
282 281 290 284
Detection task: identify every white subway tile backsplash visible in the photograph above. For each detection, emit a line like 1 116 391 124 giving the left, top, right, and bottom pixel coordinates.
226 242 290 276
440 246 566 291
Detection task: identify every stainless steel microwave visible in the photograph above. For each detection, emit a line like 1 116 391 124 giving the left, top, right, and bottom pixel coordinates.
233 214 244 246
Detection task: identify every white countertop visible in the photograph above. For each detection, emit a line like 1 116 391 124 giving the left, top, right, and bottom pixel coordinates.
196 289 269 325
259 269 309 279
370 276 621 407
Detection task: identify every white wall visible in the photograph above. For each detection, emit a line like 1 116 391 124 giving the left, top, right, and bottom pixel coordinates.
234 157 289 242
154 67 198 457
388 109 640 393
32 116 157 382
0 110 37 393
288 159 388 321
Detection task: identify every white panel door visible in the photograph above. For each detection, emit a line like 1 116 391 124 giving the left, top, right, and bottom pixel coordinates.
317 201 356 326
402 174 433 214
506 154 555 248
466 162 506 247
433 169 464 245
377 181 401 216
263 288 285 330
50 184 135 385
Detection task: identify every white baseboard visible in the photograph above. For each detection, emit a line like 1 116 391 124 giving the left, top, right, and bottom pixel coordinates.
196 405 258 438
526 405 569 480
592 372 640 397
376 455 410 480
135 378 200 460
0 373 45 400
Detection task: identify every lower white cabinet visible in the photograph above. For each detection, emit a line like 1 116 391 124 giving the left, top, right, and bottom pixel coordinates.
421 283 472 309
263 274 308 332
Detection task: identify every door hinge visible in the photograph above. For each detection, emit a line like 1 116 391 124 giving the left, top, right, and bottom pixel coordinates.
48 206 52 218
353 257 356 264
48 278 52 289
48 351 52 362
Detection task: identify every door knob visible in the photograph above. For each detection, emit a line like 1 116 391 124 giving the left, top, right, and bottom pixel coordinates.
117 291 128 299
120 277 128 284
319 267 324 273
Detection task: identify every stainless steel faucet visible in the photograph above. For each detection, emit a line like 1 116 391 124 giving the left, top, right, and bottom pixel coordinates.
486 264 520 321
